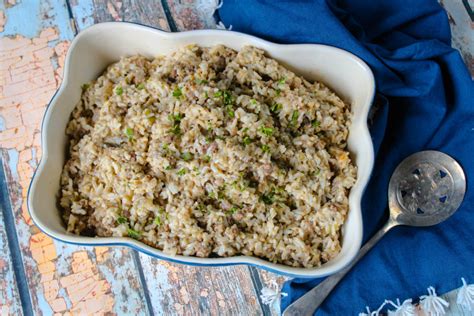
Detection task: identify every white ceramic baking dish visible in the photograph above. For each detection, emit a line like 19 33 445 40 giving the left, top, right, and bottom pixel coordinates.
27 22 375 278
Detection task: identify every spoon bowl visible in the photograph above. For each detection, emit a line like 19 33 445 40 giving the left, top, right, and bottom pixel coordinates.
388 150 466 227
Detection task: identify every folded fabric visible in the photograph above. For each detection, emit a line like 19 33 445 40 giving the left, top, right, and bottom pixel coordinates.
218 0 474 314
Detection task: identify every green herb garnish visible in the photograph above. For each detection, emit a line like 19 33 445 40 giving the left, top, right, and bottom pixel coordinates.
227 206 238 215
291 110 299 126
227 107 235 118
277 77 286 85
214 90 223 98
195 78 208 84
115 86 123 95
250 99 257 105
181 152 193 161
168 113 184 135
127 228 141 239
173 86 183 98
270 103 282 113
169 113 184 123
312 120 320 128
137 83 145 90
81 83 90 91
154 216 162 226
117 216 127 224
261 191 275 205
261 144 270 153
259 126 274 136
223 91 233 105
177 168 187 176
202 155 211 162
242 136 252 146
164 165 172 170
125 128 134 140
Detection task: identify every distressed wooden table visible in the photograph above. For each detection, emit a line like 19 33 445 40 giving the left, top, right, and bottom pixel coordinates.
0 1 472 315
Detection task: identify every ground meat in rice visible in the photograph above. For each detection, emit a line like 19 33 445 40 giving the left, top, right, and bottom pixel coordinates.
59 44 356 268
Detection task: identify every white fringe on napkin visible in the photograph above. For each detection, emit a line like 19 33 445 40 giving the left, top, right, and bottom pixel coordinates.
260 280 288 305
359 278 474 315
359 301 387 316
386 298 416 316
456 278 474 311
419 286 449 316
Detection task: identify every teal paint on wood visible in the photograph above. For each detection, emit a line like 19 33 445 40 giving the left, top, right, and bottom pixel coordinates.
0 0 74 40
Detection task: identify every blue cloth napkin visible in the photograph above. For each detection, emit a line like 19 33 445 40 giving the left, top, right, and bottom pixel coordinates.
219 0 474 314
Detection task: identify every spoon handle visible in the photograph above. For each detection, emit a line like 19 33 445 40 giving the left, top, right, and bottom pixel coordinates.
282 220 398 316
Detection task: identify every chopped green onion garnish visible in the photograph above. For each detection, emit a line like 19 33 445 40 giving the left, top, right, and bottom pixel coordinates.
204 91 209 98
259 126 274 136
270 103 282 113
115 86 123 95
261 191 275 205
125 128 134 140
227 206 238 215
137 83 145 90
164 165 172 170
261 144 270 153
181 152 193 161
195 78 208 84
117 216 127 224
291 110 299 126
172 87 182 98
275 89 281 96
277 77 286 85
202 155 211 162
250 99 257 105
223 91 233 105
168 113 183 135
242 136 252 146
242 127 249 133
208 191 216 199
127 228 141 239
177 168 187 176
193 166 200 174
154 216 162 226
312 120 320 128
168 113 184 123
227 107 235 118
214 90 223 98
81 83 90 91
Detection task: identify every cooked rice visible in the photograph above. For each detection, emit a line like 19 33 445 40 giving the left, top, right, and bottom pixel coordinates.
59 44 356 268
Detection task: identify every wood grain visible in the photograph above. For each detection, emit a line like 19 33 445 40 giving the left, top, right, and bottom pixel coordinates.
0 161 23 316
165 0 218 31
139 254 263 315
0 1 150 314
69 0 170 31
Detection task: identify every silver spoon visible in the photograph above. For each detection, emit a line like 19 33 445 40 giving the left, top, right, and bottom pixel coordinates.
283 150 466 316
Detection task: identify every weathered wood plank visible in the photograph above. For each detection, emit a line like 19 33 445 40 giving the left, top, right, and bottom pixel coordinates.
0 162 23 316
0 0 150 314
139 254 263 315
69 0 170 31
165 0 218 31
440 0 474 77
